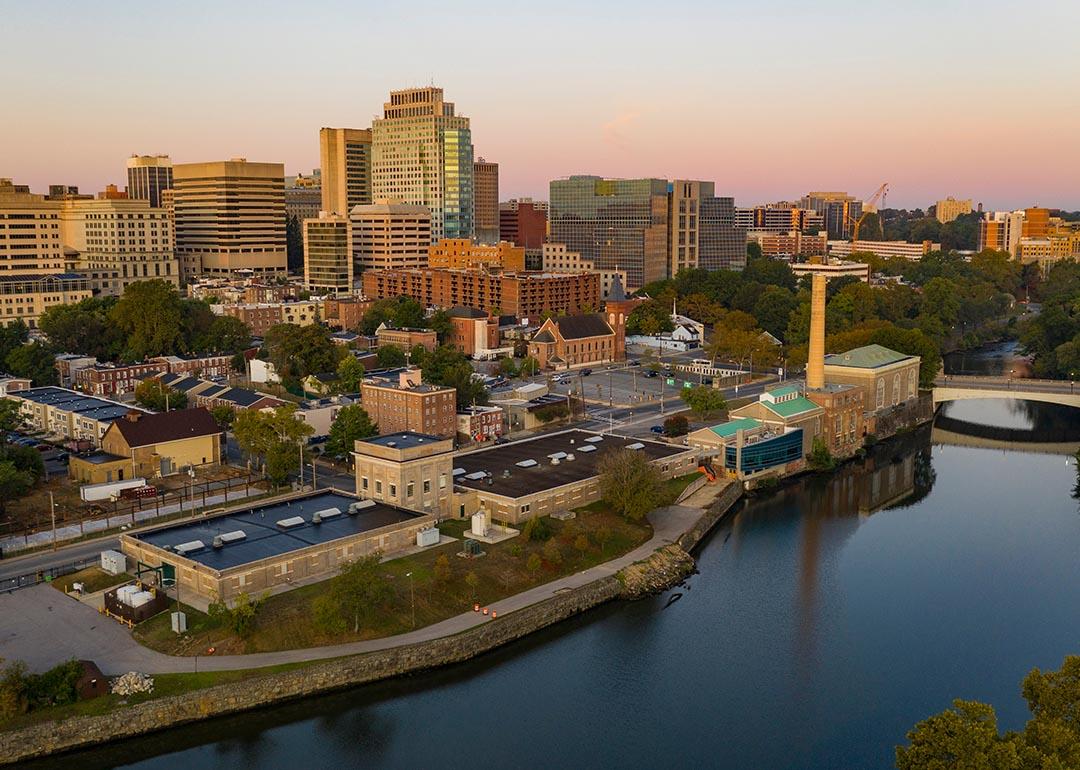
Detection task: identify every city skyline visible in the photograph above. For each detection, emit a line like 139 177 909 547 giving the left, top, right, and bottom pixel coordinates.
5 0 1079 210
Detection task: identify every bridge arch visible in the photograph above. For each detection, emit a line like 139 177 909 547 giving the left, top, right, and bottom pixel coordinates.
932 377 1080 410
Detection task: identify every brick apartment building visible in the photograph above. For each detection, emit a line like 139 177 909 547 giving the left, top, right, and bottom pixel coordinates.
376 326 438 353
360 369 457 439
446 307 500 358
74 353 235 397
322 297 372 330
361 268 599 319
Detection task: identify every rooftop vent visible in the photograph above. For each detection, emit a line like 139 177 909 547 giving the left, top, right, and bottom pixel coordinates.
551 457 561 465
387 441 397 448
565 453 575 461
516 459 538 468
502 469 511 478
212 536 224 549
578 444 597 453
464 471 487 481
627 442 645 450
348 500 376 514
276 516 305 529
219 530 246 544
547 451 567 461
585 436 603 443
174 540 205 555
312 507 343 524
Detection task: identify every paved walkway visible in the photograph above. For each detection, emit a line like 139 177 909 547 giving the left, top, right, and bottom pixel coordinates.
0 501 712 675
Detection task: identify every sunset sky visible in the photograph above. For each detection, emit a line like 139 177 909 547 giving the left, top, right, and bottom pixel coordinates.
5 0 1079 209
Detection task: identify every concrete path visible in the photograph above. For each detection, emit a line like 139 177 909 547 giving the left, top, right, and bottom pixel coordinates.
0 503 705 676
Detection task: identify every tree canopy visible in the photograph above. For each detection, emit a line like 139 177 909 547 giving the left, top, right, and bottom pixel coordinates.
326 404 378 458
597 448 666 521
262 323 343 385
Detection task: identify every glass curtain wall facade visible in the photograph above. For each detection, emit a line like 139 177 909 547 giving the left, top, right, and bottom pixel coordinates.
699 195 746 271
372 87 473 243
549 176 669 290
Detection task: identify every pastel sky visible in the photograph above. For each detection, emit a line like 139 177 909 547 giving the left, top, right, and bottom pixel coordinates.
4 0 1079 209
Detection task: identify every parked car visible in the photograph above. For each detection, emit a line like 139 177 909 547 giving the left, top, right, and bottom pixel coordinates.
581 368 593 376
494 436 509 445
644 370 658 378
650 425 665 434
629 360 641 367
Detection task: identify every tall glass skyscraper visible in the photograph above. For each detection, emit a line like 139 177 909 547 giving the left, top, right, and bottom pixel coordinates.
371 87 473 243
550 176 745 289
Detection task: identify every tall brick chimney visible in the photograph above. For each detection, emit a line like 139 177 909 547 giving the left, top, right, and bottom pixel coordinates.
806 256 827 391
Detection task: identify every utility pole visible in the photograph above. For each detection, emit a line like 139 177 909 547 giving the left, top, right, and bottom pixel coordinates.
49 491 56 551
406 571 415 628
298 442 304 487
311 459 317 490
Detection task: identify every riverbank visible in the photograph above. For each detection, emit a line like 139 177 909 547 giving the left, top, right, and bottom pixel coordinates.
0 483 744 765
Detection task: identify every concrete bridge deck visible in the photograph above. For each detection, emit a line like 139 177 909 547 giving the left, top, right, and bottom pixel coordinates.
933 375 1080 408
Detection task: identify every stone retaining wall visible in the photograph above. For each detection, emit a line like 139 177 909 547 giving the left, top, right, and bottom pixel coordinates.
677 482 744 552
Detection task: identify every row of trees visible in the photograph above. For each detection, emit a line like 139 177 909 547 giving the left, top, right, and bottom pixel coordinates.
1019 260 1080 378
38 280 252 364
0 402 44 514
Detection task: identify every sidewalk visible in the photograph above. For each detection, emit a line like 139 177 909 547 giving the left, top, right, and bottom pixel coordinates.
0 502 707 675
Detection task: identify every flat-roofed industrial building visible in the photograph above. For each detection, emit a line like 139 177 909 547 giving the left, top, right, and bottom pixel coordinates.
120 490 436 603
451 429 697 524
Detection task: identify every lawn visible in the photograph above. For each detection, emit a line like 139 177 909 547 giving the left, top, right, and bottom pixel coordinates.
134 505 653 656
50 567 131 595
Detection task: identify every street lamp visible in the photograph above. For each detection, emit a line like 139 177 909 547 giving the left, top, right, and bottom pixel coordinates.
405 571 415 628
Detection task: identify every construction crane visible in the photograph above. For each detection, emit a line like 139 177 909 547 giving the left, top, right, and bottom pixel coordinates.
847 182 889 240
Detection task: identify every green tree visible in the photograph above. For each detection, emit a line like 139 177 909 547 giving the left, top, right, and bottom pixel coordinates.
427 309 453 343
921 276 962 328
38 299 122 360
376 344 407 368
0 399 23 438
896 700 1022 770
807 436 836 472
0 462 34 515
265 441 299 486
5 342 57 386
207 592 264 638
326 404 378 457
596 526 612 556
681 385 727 420
522 515 552 542
210 404 236 431
336 356 366 393
233 404 314 475
433 554 452 584
0 321 29 365
327 553 392 634
134 379 187 412
464 571 480 601
526 553 542 574
664 414 689 437
198 315 252 354
751 286 797 339
574 533 590 562
542 539 562 566
109 279 186 359
263 323 342 384
497 357 518 378
597 448 665 521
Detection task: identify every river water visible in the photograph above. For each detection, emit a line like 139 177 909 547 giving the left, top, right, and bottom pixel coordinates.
43 343 1080 770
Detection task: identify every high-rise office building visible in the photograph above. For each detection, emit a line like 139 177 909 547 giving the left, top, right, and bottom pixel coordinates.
978 210 1027 255
549 176 669 289
59 194 178 295
935 197 972 224
303 212 353 294
350 200 432 273
172 159 287 280
549 176 743 288
371 87 473 242
126 155 173 208
473 158 499 244
800 192 863 239
735 204 824 233
0 179 93 328
319 128 372 216
499 198 548 249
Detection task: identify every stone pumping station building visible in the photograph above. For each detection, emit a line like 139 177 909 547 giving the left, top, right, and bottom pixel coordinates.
120 490 436 603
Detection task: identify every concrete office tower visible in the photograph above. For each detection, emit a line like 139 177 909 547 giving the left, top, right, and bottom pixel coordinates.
126 155 173 208
473 158 499 243
805 257 829 390
372 87 473 242
669 180 745 274
935 197 972 224
59 195 178 296
550 176 669 290
319 128 372 216
303 212 353 294
172 159 287 280
350 200 432 273
978 210 1027 256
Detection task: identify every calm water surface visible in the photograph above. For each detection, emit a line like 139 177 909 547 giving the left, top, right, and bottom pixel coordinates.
45 345 1080 770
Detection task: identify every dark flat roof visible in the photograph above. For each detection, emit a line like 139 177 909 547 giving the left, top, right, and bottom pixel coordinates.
360 431 445 449
132 491 424 571
453 429 689 499
76 450 128 465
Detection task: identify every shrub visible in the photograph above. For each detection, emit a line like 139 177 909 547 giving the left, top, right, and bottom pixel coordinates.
664 414 689 437
542 539 563 565
522 516 552 541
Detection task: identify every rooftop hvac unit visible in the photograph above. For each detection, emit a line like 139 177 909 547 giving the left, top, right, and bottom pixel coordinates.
348 500 377 514
416 527 440 547
627 442 645 450
547 451 567 460
312 507 343 524
502 469 511 478
565 453 575 461
219 530 246 544
550 457 561 465
276 516 305 529
212 536 224 549
578 444 597 453
174 540 205 555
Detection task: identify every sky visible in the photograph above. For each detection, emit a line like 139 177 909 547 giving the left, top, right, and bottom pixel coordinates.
4 0 1080 210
